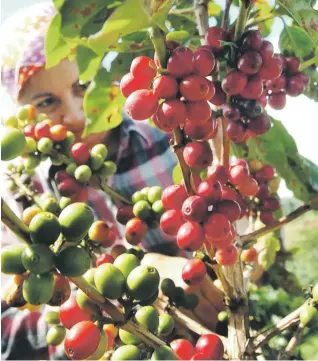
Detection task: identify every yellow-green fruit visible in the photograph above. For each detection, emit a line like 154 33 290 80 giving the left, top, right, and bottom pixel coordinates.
151 346 177 360
1 244 27 274
55 246 91 277
23 273 54 305
148 186 162 204
4 115 18 128
59 197 72 210
24 154 41 170
1 126 26 161
126 265 160 301
111 345 140 361
113 253 140 279
83 268 97 286
119 329 141 345
45 311 60 325
248 159 263 172
91 144 108 160
300 301 317 326
76 289 100 316
29 212 61 245
58 203 94 242
94 263 125 300
21 244 54 274
135 306 159 333
40 197 60 213
24 137 37 153
158 314 174 336
46 325 66 346
87 332 107 360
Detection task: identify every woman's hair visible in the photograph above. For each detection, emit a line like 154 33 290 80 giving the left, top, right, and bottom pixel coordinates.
0 2 55 100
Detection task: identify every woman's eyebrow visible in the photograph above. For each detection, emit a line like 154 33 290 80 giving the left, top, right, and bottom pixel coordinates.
31 92 53 100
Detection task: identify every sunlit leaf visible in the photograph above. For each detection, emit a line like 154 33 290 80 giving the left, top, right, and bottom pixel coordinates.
279 25 314 59
172 164 183 184
76 46 103 83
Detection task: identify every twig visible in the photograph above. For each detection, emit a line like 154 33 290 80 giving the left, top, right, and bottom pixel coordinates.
149 25 168 69
222 0 234 29
234 0 250 40
246 13 276 29
193 0 209 45
221 116 230 169
299 55 318 71
99 180 132 205
240 194 318 244
247 305 302 354
169 8 195 16
1 200 31 245
278 324 304 360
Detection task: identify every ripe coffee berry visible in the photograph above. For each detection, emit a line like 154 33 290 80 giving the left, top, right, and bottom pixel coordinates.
223 104 241 122
162 184 187 210
182 258 206 285
160 209 184 236
130 56 157 80
181 195 208 223
180 75 210 101
209 81 226 106
116 205 134 225
167 46 194 78
206 26 226 49
196 179 222 204
238 176 259 197
120 73 151 98
152 75 178 99
260 210 275 225
222 70 247 95
125 217 148 245
240 76 263 99
237 51 263 75
229 165 250 186
195 334 224 360
266 75 286 93
268 91 286 110
204 213 231 241
177 221 205 251
125 89 158 120
215 200 241 222
24 125 36 138
154 99 186 132
286 76 305 97
186 101 212 125
285 56 300 75
241 246 257 263
96 253 114 267
34 121 51 140
71 143 90 165
193 47 216 76
50 124 68 142
226 121 246 143
207 164 229 184
215 245 238 266
247 114 271 135
203 80 216 100
241 30 262 51
209 226 236 249
259 40 274 60
184 116 218 140
171 339 195 360
59 296 92 330
258 56 282 80
183 141 213 170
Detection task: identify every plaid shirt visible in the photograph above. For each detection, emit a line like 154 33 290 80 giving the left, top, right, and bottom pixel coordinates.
1 116 181 360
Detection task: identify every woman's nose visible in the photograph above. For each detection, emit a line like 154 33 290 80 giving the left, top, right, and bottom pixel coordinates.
61 95 85 132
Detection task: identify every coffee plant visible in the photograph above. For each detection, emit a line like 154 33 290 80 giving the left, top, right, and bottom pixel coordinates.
1 0 318 360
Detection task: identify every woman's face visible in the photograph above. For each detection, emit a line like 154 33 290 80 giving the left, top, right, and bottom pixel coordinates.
18 59 107 147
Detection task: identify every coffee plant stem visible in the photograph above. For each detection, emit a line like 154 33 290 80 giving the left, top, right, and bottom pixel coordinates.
1 200 31 245
247 304 302 354
99 180 132 205
246 13 276 29
234 0 250 41
278 324 304 360
240 194 318 244
299 54 318 71
169 8 195 16
221 116 230 169
149 25 168 69
222 0 234 29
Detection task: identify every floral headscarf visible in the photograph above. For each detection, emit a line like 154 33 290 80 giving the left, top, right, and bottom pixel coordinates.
0 2 56 100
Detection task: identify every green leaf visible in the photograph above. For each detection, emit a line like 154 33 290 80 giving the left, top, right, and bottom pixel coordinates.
247 117 318 202
45 12 74 69
166 30 192 43
88 0 151 55
76 46 102 83
172 164 183 184
279 25 315 59
83 68 125 137
277 0 318 46
167 13 197 34
208 2 222 16
254 0 274 37
59 0 110 42
303 66 318 102
143 0 176 33
258 230 281 270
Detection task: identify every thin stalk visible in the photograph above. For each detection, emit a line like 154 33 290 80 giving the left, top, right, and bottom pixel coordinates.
234 0 250 40
299 55 318 71
246 13 276 28
222 0 234 29
100 180 132 205
169 8 194 16
149 25 168 68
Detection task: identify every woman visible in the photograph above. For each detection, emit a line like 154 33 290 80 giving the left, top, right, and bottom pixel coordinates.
1 3 224 360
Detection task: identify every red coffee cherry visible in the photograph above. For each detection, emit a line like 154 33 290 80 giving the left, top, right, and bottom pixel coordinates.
171 339 195 360
71 142 90 165
222 70 248 95
153 99 186 132
184 115 218 140
258 56 283 80
116 205 134 225
96 253 115 267
238 176 259 197
247 114 271 136
24 125 36 138
209 226 236 249
215 245 238 266
221 185 238 201
206 26 226 49
240 76 263 99
183 141 213 170
64 321 100 360
162 184 187 210
181 195 209 223
204 213 231 241
59 296 92 330
177 221 205 251
182 258 207 286
229 165 250 186
125 217 148 245
120 72 151 98
152 75 178 99
226 121 246 143
215 200 241 222
125 89 158 121
207 164 229 185
193 47 216 76
257 91 268 108
203 80 216 101
50 124 68 142
268 91 287 110
180 75 210 101
196 180 222 204
229 158 248 170
167 46 195 78
260 210 275 225
130 56 157 80
186 101 212 125
58 178 82 198
285 56 300 75
262 196 280 211
286 75 306 97
259 40 274 60
195 334 224 360
34 121 51 140
237 51 263 75
222 105 241 122
241 30 262 51
256 183 270 200
160 209 184 236
265 75 286 93
241 246 258 263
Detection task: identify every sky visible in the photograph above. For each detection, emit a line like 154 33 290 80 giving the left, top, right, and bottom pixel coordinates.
1 0 318 198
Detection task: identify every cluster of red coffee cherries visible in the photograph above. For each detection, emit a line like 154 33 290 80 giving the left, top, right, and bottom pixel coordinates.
265 55 309 110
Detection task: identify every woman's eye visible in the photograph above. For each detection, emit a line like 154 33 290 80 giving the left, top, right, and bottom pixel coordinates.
75 81 91 93
36 97 56 109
